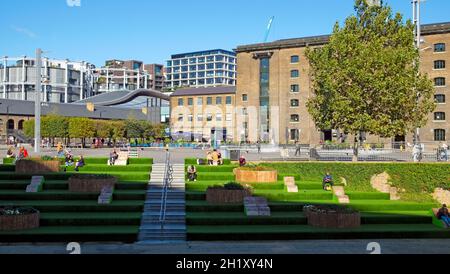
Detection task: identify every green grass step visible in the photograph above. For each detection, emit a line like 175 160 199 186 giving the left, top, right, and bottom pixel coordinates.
0 200 144 212
0 226 139 243
0 180 148 190
186 166 239 172
186 200 336 212
349 200 438 211
187 212 307 225
186 211 432 226
39 212 142 226
186 224 450 240
64 165 151 172
194 173 235 181
0 189 146 201
346 192 391 200
254 189 333 201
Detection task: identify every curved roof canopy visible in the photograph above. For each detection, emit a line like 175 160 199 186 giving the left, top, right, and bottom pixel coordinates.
76 89 170 106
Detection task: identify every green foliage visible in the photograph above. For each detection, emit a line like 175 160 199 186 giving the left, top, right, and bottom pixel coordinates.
260 162 450 197
305 0 435 138
68 118 95 139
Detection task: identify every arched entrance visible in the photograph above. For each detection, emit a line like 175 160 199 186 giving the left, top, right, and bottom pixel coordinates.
7 119 15 131
18 120 25 131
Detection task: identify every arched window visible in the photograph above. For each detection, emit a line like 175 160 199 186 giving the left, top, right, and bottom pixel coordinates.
7 119 14 130
18 120 25 130
434 43 446 52
434 60 446 69
435 94 446 103
290 114 300 122
434 129 446 141
434 77 446 87
434 112 446 121
290 99 300 107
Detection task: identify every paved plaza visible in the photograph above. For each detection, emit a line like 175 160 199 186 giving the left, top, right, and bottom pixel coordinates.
0 239 449 254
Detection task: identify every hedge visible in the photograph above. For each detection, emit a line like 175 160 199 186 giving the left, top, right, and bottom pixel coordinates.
260 162 450 194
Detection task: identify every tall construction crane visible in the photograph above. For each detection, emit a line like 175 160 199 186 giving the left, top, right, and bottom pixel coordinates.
264 16 275 43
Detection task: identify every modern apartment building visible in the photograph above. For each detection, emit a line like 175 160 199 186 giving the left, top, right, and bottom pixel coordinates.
170 86 236 142
165 49 236 89
233 22 450 146
144 64 165 91
0 57 95 103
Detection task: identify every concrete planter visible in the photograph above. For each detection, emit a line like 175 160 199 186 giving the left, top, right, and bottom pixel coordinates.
304 206 360 229
234 168 278 183
206 188 252 204
0 210 40 231
15 159 60 174
68 175 117 193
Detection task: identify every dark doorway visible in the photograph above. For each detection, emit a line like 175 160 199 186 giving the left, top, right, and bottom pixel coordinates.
7 119 14 131
18 120 24 131
322 130 332 142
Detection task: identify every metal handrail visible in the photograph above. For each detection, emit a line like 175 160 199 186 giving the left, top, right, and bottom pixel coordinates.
159 151 173 229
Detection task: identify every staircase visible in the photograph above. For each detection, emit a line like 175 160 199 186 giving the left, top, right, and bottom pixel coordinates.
138 158 186 243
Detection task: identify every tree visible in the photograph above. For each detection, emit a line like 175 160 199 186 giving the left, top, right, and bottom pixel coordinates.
23 120 35 138
68 117 95 148
124 119 144 141
305 0 435 160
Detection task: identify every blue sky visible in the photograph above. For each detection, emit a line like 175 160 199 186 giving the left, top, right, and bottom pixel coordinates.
1 0 449 66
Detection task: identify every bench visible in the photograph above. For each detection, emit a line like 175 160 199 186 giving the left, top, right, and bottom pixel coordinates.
244 197 271 217
284 177 298 193
107 152 129 166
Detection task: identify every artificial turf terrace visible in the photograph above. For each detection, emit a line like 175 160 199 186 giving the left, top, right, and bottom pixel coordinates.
0 158 152 243
184 160 450 241
0 157 448 243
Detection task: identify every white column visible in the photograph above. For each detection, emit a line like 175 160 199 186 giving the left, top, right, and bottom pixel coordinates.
137 70 140 89
3 57 7 99
21 56 26 100
80 62 84 100
106 68 109 92
44 58 48 102
123 68 127 89
144 74 148 89
64 60 69 103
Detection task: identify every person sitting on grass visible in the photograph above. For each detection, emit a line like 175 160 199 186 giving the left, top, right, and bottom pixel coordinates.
187 165 197 182
63 153 74 172
206 151 213 166
109 150 119 166
6 147 15 158
322 172 334 191
239 155 247 167
437 204 450 228
74 155 85 172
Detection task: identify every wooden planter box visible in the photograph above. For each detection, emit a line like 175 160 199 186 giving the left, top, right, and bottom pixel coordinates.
68 176 117 193
206 188 252 204
15 159 60 174
305 208 361 229
0 212 40 231
235 168 278 183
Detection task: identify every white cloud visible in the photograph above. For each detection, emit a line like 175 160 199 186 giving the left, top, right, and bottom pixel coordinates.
11 25 37 38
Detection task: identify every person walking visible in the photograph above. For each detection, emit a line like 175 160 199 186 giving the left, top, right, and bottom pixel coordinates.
295 140 301 157
257 141 261 154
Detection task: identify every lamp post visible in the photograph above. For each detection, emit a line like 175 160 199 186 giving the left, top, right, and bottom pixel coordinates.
34 49 42 153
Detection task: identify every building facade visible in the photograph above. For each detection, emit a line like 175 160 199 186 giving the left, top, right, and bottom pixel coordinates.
233 22 450 146
144 64 165 91
170 86 236 142
165 49 236 89
0 57 166 104
0 57 95 103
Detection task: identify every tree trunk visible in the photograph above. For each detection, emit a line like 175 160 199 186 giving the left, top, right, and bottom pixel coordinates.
352 133 359 162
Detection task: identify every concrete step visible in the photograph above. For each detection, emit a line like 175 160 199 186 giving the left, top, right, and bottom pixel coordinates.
140 224 186 230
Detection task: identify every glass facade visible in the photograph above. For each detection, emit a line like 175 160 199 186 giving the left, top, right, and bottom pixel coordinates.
165 49 237 88
260 57 270 141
